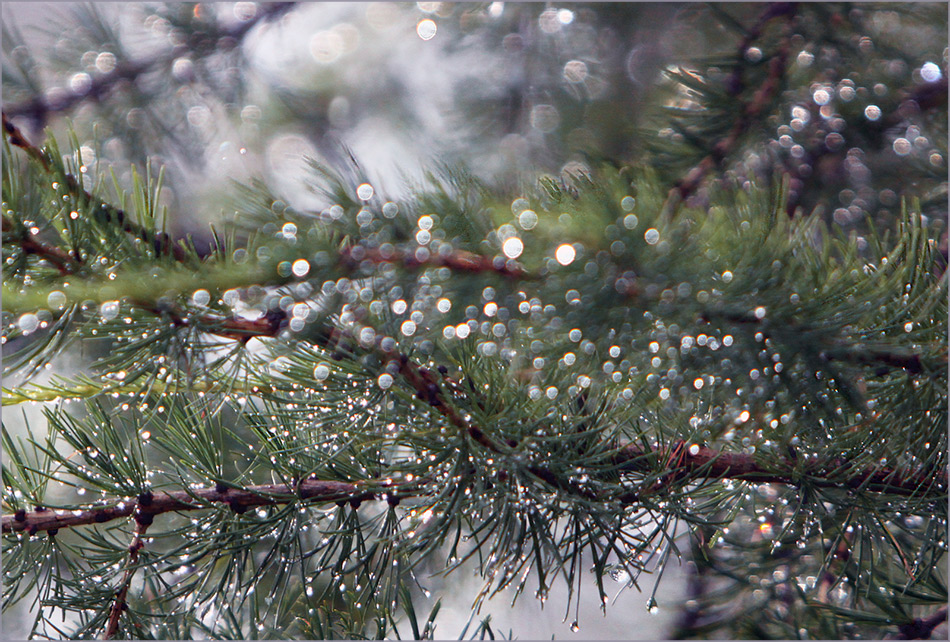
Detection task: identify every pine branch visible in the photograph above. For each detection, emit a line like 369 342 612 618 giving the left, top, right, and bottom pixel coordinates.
2 478 412 535
613 441 948 501
3 3 297 127
5 421 942 537
662 2 797 216
3 111 187 261
2 214 77 275
340 245 532 280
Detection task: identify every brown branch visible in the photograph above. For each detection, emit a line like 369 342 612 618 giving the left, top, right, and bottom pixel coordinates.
613 441 947 503
340 245 532 280
662 3 797 216
104 515 150 639
3 3 296 126
2 215 78 275
2 478 408 535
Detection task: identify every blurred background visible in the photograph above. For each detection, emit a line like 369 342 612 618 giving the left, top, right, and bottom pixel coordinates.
2 2 946 638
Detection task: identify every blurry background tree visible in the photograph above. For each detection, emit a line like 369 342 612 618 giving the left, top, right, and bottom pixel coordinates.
1 2 946 640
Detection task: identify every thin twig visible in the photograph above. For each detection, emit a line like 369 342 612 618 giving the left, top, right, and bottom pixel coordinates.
2 215 77 275
613 441 947 503
104 517 150 639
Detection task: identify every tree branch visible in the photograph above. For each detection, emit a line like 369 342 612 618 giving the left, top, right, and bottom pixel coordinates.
662 3 798 216
2 478 410 535
104 517 150 639
3 111 191 262
3 4 297 127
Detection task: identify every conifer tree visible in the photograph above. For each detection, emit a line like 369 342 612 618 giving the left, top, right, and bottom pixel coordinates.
2 3 946 639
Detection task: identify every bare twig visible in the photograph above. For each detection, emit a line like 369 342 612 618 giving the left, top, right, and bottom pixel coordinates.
2 215 77 275
104 516 150 639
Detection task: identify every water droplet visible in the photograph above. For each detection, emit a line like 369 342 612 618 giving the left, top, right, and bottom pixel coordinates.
356 183 374 200
502 237 523 259
314 364 330 381
570 621 580 632
893 138 912 156
864 105 881 121
292 259 310 277
518 209 538 230
563 60 588 83
191 290 210 307
437 298 451 313
754 306 766 319
416 19 437 40
623 213 639 229
556 244 576 265
47 291 67 309
100 301 120 320
400 320 416 336
530 104 560 133
644 228 660 245
921 61 942 82
904 321 913 332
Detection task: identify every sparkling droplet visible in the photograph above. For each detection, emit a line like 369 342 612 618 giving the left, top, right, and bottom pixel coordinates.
644 228 660 245
502 237 524 259
518 210 538 230
356 183 374 200
314 364 330 381
17 313 39 334
921 61 942 82
292 259 310 277
556 244 576 265
416 19 437 40
377 373 394 390
47 291 67 309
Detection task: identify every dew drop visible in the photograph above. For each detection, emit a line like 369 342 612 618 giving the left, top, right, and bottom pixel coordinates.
356 183 374 200
556 244 576 265
570 621 580 632
191 289 211 307
502 237 524 259
416 19 437 40
518 209 538 230
17 313 39 334
314 364 330 381
644 228 660 245
292 259 310 277
47 291 67 309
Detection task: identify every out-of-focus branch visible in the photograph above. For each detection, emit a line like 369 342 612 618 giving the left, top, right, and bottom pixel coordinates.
662 3 798 217
3 3 296 126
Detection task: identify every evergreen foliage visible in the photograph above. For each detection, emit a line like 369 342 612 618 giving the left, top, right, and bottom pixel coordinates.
1 3 946 639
